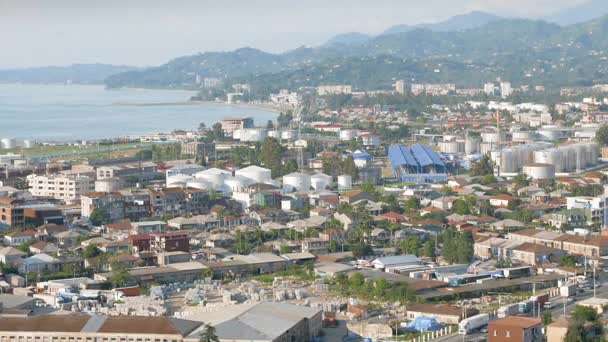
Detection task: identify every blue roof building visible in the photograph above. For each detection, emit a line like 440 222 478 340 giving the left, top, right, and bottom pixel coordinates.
388 145 448 183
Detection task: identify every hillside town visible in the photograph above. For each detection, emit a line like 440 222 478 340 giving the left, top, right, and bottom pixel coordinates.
2 76 608 342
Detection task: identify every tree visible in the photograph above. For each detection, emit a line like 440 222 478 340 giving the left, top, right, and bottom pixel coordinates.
423 240 436 259
110 262 130 287
596 125 608 146
211 122 224 141
571 305 599 323
260 137 284 178
83 245 101 259
351 243 373 258
199 324 219 342
198 122 206 131
471 155 494 176
403 197 420 212
89 208 110 226
512 173 530 187
560 254 577 268
266 120 274 129
452 199 471 215
542 310 553 326
400 236 421 256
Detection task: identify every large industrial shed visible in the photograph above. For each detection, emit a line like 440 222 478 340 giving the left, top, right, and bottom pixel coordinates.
388 145 448 182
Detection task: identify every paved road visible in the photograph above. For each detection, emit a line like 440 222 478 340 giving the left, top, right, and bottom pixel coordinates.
433 331 486 342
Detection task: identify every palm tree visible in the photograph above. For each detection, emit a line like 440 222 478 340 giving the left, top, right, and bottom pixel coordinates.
199 323 219 342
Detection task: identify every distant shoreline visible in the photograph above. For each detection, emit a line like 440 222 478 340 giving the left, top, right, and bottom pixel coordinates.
113 100 283 114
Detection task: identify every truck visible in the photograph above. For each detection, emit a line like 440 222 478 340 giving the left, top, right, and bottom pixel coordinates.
530 294 550 308
458 314 489 335
497 303 520 318
560 284 577 298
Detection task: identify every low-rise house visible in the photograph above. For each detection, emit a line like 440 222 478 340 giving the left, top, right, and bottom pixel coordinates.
301 238 329 255
488 316 542 342
29 241 61 255
489 195 516 208
339 190 374 204
205 233 234 248
54 230 82 247
18 253 61 274
371 255 421 271
4 230 36 246
0 246 27 265
510 243 565 265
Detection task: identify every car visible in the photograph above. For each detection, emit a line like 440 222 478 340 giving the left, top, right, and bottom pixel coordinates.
480 327 488 333
544 302 555 309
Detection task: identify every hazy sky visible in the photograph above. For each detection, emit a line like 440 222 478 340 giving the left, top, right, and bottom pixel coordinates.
0 0 587 68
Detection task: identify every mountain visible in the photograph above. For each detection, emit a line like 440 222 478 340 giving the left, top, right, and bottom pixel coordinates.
380 11 503 35
105 15 608 91
0 64 137 84
546 0 608 26
324 32 372 46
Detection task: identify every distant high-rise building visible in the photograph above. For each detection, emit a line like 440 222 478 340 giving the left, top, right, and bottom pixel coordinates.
484 82 496 96
395 80 406 95
500 81 513 97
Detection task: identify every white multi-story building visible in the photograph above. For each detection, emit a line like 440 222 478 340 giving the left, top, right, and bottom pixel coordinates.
566 196 608 227
395 80 406 94
484 82 496 96
317 85 352 96
27 174 95 202
500 81 513 98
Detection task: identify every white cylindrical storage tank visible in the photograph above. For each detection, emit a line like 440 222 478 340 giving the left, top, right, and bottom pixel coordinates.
536 128 564 141
22 140 35 149
438 141 464 154
280 130 294 140
235 165 272 183
166 174 193 187
481 132 504 143
464 138 479 155
311 173 332 190
534 149 560 172
339 129 357 141
512 131 536 142
1 138 17 149
225 175 256 193
282 172 311 192
267 130 279 138
195 168 230 192
479 142 495 155
186 178 213 191
237 128 267 142
523 163 555 180
443 135 457 142
337 175 352 190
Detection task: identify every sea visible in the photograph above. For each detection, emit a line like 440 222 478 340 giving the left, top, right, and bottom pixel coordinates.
0 84 276 142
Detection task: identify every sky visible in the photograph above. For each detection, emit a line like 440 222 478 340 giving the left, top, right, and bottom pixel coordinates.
0 0 589 69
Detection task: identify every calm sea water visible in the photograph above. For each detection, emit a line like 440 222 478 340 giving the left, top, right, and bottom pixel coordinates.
0 84 276 141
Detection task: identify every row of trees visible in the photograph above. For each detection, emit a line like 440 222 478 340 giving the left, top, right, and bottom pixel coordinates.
333 272 416 304
441 229 474 264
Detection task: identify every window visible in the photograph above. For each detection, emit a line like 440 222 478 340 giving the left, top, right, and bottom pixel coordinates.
506 330 510 337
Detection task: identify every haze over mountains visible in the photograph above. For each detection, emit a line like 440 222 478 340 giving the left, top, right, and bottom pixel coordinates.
3 0 608 87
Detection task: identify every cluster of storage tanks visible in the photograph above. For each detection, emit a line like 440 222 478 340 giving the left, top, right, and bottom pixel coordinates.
437 136 480 155
490 142 599 177
232 129 298 142
0 138 35 149
166 165 353 194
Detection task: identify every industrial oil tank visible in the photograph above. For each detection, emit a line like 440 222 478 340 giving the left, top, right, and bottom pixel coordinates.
464 138 479 155
235 165 272 183
0 138 17 149
311 173 332 190
166 174 193 187
438 141 464 154
339 129 357 141
523 163 556 180
512 131 537 142
282 172 311 192
186 178 213 191
337 175 353 190
225 175 256 193
22 140 35 149
534 149 562 172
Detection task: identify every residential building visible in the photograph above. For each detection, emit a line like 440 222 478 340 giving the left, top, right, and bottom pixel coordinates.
96 162 158 181
317 85 352 96
566 196 608 227
488 316 542 342
4 230 36 246
221 117 254 134
27 174 94 202
151 231 190 253
0 246 27 265
301 238 329 255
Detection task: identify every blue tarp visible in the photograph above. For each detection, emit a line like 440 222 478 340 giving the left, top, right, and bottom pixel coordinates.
405 316 443 332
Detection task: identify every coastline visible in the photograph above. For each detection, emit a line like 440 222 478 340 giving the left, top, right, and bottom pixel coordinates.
113 99 283 113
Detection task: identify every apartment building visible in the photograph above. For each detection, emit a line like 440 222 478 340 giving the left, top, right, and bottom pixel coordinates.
566 196 608 227
27 174 94 202
96 162 158 181
150 187 209 217
317 85 352 96
221 117 254 134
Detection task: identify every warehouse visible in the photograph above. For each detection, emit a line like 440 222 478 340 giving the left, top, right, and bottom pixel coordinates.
388 144 448 182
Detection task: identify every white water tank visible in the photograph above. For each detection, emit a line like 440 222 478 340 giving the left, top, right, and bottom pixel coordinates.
235 165 272 183
225 175 256 193
523 163 555 180
311 173 332 190
195 168 230 192
23 140 35 149
282 172 311 192
339 129 357 141
337 175 352 190
234 128 267 142
280 130 294 140
1 138 17 149
464 138 479 155
512 131 536 142
438 141 464 154
166 174 193 188
186 178 213 191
